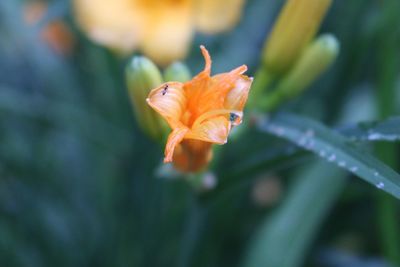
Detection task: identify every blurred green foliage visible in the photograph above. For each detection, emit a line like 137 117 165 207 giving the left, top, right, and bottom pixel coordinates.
0 0 399 267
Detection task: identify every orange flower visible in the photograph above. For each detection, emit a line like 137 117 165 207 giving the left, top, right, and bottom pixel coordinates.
24 1 75 55
147 46 253 172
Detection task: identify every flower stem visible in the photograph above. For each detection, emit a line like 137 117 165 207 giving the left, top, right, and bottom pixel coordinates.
375 1 400 264
248 66 274 109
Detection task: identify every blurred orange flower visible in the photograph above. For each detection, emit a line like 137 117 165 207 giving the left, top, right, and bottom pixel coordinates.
24 1 75 55
147 46 253 172
73 0 246 65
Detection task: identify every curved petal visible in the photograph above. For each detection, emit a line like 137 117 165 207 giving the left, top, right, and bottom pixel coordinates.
193 64 248 114
185 46 212 91
164 127 189 163
73 0 143 53
194 0 246 34
184 46 212 120
187 116 231 144
224 75 253 111
139 0 194 66
147 82 187 129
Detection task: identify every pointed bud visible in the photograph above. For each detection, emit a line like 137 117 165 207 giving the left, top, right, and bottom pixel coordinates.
260 34 340 110
125 56 169 141
262 0 332 75
163 62 192 82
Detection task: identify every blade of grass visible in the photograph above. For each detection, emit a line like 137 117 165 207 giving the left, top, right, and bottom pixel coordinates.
340 117 400 142
257 113 400 199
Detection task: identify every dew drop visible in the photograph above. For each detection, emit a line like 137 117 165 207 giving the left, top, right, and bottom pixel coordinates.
328 154 336 162
319 150 326 157
368 133 382 141
298 137 307 147
338 161 346 167
374 171 379 177
350 166 358 173
306 140 315 150
376 182 385 189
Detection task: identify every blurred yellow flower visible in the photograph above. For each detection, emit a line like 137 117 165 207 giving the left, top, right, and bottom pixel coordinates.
73 0 246 65
262 0 333 75
147 46 252 172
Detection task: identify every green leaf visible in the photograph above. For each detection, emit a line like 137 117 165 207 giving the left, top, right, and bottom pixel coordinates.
257 113 400 199
242 161 346 267
340 116 400 142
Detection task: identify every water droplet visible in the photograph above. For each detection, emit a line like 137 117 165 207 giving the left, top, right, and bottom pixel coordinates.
376 182 385 189
338 161 346 167
306 140 315 150
350 166 358 173
328 154 336 162
319 150 326 157
298 137 307 147
368 133 382 141
366 130 400 142
374 171 379 177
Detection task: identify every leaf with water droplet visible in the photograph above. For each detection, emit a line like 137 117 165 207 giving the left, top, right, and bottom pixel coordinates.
340 116 400 142
257 113 400 199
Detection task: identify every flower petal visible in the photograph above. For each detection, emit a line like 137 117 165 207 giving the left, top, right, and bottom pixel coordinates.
184 46 212 121
173 140 212 172
73 0 143 53
164 127 189 163
147 82 186 129
185 45 212 89
224 75 253 111
192 64 248 114
194 0 246 33
187 116 231 144
139 0 194 66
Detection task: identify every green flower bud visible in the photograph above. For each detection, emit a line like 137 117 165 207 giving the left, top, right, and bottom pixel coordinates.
125 56 169 142
262 0 333 76
163 62 192 82
260 34 340 111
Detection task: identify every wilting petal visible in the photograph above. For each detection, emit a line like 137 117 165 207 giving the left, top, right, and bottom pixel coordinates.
194 0 246 33
73 0 144 53
224 75 253 111
139 0 193 66
187 116 231 144
147 82 186 129
164 127 189 163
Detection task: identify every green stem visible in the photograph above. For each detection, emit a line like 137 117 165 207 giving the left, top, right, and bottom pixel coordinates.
248 66 274 109
375 0 400 264
177 195 206 267
258 87 289 112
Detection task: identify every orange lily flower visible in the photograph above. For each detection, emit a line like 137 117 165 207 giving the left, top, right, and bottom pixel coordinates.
147 46 253 172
